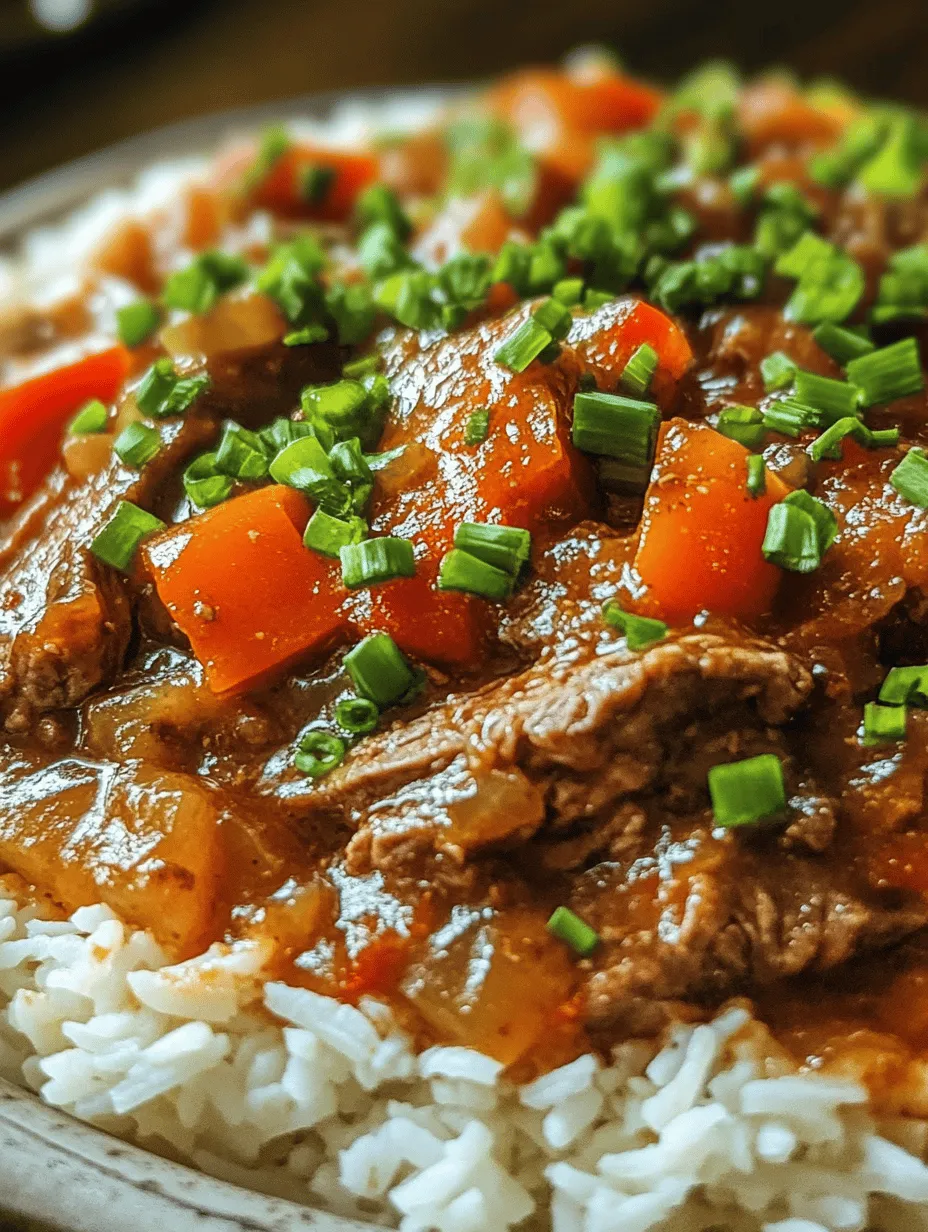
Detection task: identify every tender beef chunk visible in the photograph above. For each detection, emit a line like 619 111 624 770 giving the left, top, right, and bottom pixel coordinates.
0 415 215 731
297 630 811 871
579 841 928 1036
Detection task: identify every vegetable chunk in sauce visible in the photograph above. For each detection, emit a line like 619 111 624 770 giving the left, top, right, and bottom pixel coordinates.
5 57 928 1088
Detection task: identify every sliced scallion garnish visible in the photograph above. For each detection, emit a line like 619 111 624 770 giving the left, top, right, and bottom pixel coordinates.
708 753 787 827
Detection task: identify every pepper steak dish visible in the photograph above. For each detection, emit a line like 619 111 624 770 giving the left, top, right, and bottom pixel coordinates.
5 57 928 1231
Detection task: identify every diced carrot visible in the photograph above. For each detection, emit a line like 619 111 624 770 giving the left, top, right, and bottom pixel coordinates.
365 559 490 667
567 298 694 406
738 79 845 153
143 485 353 693
254 144 380 221
633 419 790 623
0 344 131 518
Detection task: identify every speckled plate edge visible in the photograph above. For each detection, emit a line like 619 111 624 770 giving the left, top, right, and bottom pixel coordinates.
0 84 464 1232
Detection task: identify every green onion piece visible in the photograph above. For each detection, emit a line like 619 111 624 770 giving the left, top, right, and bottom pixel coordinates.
259 418 325 455
335 696 380 735
708 753 787 827
774 232 865 325
257 235 326 324
135 359 210 418
861 701 908 747
438 548 514 601
790 488 838 548
344 633 416 708
297 163 336 205
880 665 928 707
162 251 249 314
303 509 367 558
294 730 346 778
269 434 344 511
244 123 290 190
571 391 659 486
494 316 553 373
729 165 760 205
813 322 874 365
858 114 924 197
760 352 798 393
284 324 328 347
68 399 108 435
453 523 531 577
343 353 382 379
532 297 572 341
326 280 376 346
717 406 765 449
340 537 416 589
329 438 373 487
183 453 233 509
793 370 860 422
890 446 928 508
846 337 925 407
216 422 269 480
90 500 165 572
355 183 411 240
583 288 614 311
808 416 870 462
546 906 600 956
116 299 160 348
300 379 371 442
464 409 491 446
602 599 667 650
746 454 766 498
619 343 659 398
870 428 901 448
761 399 819 438
113 422 161 468
762 502 823 573
553 277 584 306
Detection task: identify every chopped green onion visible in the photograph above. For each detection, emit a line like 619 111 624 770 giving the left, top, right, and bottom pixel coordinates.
90 500 165 572
344 633 417 708
890 446 928 508
602 599 667 650
335 696 380 735
453 523 531 577
162 251 249 315
244 124 290 190
297 163 336 205
708 753 787 827
116 299 160 348
532 297 573 341
340 537 416 589
729 165 760 205
258 235 326 325
300 379 371 442
329 437 373 487
880 665 928 707
135 359 210 418
619 343 659 397
858 114 924 197
746 453 766 498
793 370 860 422
355 183 411 240
359 222 413 281
294 729 346 778
494 316 553 372
813 322 874 365
762 502 823 573
552 277 584 306
215 422 269 481
808 416 870 462
464 409 490 446
861 701 908 747
303 509 367 558
113 422 161 468
761 399 819 438
775 232 865 325
283 324 328 347
583 288 614 311
571 392 659 491
343 353 382 380
438 548 514 601
546 906 599 956
270 434 346 512
846 337 925 407
760 352 798 393
183 453 233 509
68 399 108 435
716 406 765 449
326 281 376 346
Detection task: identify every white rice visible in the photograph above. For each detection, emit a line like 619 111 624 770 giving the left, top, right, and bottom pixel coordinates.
4 90 928 1230
2 882 928 1231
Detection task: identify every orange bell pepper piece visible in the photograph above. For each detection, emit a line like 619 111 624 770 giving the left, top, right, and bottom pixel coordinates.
254 144 380 221
568 298 694 406
0 344 131 519
143 485 353 693
633 420 790 624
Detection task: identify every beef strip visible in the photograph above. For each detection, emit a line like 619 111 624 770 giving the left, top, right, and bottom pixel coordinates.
295 629 812 869
0 414 216 732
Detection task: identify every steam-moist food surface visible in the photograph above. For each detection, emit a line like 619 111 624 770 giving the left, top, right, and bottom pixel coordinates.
5 56 928 1231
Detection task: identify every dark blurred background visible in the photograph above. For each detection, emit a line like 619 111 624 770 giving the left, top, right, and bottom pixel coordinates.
1 0 927 193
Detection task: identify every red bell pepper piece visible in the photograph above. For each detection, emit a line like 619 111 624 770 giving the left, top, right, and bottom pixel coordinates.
0 344 131 518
